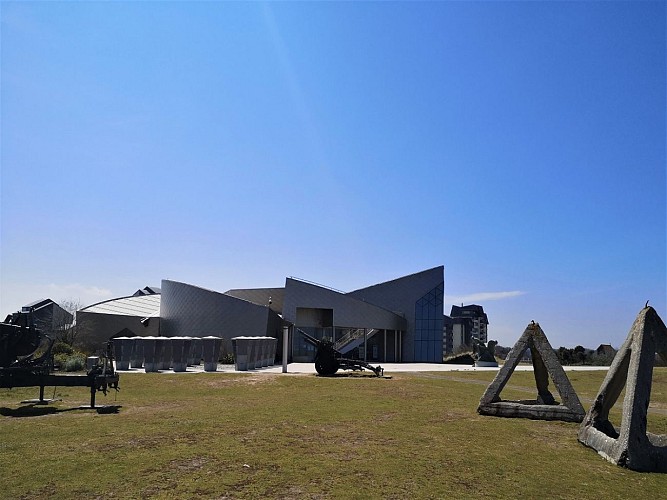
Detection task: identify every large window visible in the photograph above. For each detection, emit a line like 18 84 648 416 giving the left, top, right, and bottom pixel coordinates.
414 283 444 362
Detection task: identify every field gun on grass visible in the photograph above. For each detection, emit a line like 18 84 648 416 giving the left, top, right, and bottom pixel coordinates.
297 328 384 377
0 309 119 408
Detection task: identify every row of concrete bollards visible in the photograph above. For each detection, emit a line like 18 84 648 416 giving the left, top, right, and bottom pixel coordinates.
231 337 278 371
112 336 223 372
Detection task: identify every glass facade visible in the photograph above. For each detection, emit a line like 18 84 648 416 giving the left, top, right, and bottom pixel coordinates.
414 282 444 362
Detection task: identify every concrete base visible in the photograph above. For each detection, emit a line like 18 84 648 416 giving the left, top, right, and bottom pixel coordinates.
480 400 583 422
474 360 499 368
578 306 667 472
144 363 159 373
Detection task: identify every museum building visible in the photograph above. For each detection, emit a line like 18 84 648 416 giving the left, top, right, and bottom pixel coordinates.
77 266 445 363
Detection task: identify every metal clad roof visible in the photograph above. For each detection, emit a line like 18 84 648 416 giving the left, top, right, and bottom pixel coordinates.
224 288 284 314
80 294 161 317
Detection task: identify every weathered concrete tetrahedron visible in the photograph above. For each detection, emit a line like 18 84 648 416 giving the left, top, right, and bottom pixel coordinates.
478 321 585 422
578 306 667 472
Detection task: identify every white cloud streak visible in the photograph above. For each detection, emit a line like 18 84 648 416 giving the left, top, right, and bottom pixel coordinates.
448 291 526 304
45 283 113 301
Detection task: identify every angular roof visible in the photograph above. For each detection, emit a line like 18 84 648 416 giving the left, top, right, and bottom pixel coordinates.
282 277 406 330
133 286 161 296
224 287 284 314
79 294 161 317
347 266 444 315
23 298 56 310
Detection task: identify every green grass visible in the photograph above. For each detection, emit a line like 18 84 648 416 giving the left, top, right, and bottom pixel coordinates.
1 369 667 499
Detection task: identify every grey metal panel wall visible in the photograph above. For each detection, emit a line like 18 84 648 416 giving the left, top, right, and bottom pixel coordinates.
77 311 159 352
266 309 283 338
346 266 444 362
282 278 406 330
160 280 271 354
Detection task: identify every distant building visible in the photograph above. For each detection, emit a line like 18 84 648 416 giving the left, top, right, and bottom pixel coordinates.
9 298 74 337
443 315 454 357
445 304 488 354
596 344 616 357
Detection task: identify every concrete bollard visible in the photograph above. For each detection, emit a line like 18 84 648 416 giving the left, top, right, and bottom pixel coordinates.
184 337 195 365
251 337 259 368
190 337 203 366
182 337 192 367
264 338 271 366
257 337 266 368
260 337 269 368
202 336 223 372
232 336 249 371
247 337 258 370
143 336 159 372
130 337 144 369
269 337 277 365
231 337 238 369
171 337 189 372
154 337 168 371
112 337 133 371
162 337 175 370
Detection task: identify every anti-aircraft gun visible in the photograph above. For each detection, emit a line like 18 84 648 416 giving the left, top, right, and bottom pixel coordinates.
0 308 119 408
298 328 384 377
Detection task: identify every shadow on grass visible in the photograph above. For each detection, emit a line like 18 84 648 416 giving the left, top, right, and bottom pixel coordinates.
316 372 388 379
0 404 122 417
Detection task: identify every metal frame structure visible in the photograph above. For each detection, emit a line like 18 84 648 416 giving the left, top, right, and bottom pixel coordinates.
0 310 119 409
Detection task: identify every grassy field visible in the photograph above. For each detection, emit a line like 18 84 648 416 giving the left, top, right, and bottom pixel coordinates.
2 368 667 499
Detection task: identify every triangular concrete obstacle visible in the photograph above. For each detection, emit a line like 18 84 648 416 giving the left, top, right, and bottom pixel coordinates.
477 321 585 422
578 306 667 472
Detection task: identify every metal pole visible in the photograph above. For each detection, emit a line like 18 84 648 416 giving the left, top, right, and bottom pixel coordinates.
364 328 367 362
282 326 289 373
384 330 387 362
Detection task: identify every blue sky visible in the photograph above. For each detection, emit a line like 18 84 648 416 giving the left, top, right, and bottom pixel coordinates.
1 1 665 349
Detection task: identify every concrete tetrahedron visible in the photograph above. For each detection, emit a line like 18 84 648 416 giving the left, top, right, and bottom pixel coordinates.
578 306 667 472
477 321 585 422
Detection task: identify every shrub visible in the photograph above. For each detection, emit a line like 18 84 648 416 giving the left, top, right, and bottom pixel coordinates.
219 352 235 364
54 352 87 372
63 355 86 372
52 341 74 356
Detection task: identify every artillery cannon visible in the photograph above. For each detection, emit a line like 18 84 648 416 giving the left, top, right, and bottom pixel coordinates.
0 309 119 408
298 328 384 377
